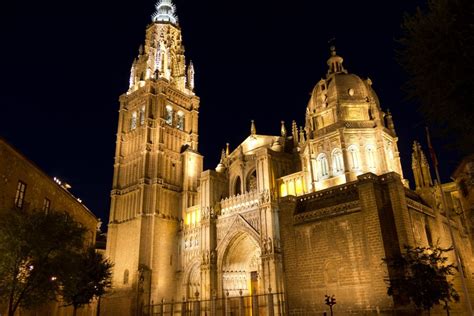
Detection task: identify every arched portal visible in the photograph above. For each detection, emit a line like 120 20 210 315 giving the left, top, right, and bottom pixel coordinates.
186 263 201 299
221 233 261 297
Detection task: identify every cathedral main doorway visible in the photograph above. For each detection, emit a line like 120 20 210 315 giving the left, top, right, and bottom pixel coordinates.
220 232 262 297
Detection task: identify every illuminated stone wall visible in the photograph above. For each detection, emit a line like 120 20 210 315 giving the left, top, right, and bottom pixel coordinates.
279 172 474 315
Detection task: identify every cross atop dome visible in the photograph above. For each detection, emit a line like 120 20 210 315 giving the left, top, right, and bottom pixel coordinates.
152 0 178 25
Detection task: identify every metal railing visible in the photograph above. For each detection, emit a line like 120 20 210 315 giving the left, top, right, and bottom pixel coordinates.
145 292 286 316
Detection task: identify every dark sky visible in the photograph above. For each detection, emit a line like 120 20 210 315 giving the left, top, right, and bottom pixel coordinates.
0 0 460 225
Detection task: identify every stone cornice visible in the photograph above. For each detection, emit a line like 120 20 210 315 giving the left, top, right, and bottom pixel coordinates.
294 200 360 224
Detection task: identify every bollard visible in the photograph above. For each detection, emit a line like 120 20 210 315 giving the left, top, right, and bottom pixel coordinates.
266 288 274 316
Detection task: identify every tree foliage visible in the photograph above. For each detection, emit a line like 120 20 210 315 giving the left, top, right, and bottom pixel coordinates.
0 210 86 316
60 247 112 315
383 245 460 313
398 0 474 154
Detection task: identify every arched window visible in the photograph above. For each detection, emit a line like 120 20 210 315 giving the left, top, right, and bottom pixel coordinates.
234 176 242 195
331 149 344 175
176 111 185 130
348 145 360 170
366 145 376 169
165 105 173 125
130 111 137 130
317 153 329 179
123 269 129 285
139 106 145 126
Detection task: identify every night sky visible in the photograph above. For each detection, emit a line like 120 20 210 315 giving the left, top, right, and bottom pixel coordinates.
1 0 460 227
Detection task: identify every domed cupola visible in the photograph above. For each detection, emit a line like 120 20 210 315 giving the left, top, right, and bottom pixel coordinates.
305 47 385 136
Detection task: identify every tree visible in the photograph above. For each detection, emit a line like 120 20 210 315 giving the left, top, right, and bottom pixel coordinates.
60 247 113 316
0 210 86 316
398 0 474 154
383 245 460 315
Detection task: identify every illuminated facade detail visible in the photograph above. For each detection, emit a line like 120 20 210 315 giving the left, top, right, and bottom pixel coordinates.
139 106 145 125
104 4 474 315
152 0 178 25
129 61 136 88
176 111 184 130
130 111 137 130
366 145 376 169
317 153 330 179
331 148 344 175
348 145 360 170
165 105 173 125
187 61 195 91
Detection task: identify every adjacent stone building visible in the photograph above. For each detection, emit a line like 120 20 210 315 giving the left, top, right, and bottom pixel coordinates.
0 137 99 315
104 1 474 314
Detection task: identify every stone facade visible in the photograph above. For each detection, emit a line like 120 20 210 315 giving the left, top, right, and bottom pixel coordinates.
0 137 99 315
104 1 474 315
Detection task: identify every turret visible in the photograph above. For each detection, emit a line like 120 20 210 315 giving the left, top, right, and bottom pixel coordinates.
187 61 195 91
281 121 287 138
385 109 396 135
411 141 433 190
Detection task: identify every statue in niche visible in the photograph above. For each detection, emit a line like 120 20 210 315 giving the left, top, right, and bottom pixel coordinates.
210 249 216 264
267 237 273 254
248 173 257 192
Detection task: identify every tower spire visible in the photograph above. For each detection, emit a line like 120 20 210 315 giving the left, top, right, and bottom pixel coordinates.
250 120 256 136
411 141 432 190
281 121 287 138
152 0 178 25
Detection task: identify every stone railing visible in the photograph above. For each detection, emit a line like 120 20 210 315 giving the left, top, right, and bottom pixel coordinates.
221 190 259 216
279 171 307 197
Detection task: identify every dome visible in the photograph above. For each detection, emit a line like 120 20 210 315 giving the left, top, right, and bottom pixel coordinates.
305 47 385 131
307 72 380 113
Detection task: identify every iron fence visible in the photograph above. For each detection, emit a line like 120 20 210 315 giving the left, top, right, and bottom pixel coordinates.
145 292 286 316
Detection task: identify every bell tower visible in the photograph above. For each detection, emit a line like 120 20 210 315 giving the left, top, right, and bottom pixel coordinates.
105 0 202 313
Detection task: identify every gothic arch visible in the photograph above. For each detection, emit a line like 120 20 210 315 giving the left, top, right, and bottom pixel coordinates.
183 259 201 299
217 230 262 296
216 215 260 264
233 176 242 196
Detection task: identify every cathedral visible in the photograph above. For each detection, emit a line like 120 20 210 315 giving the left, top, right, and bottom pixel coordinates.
104 1 474 314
